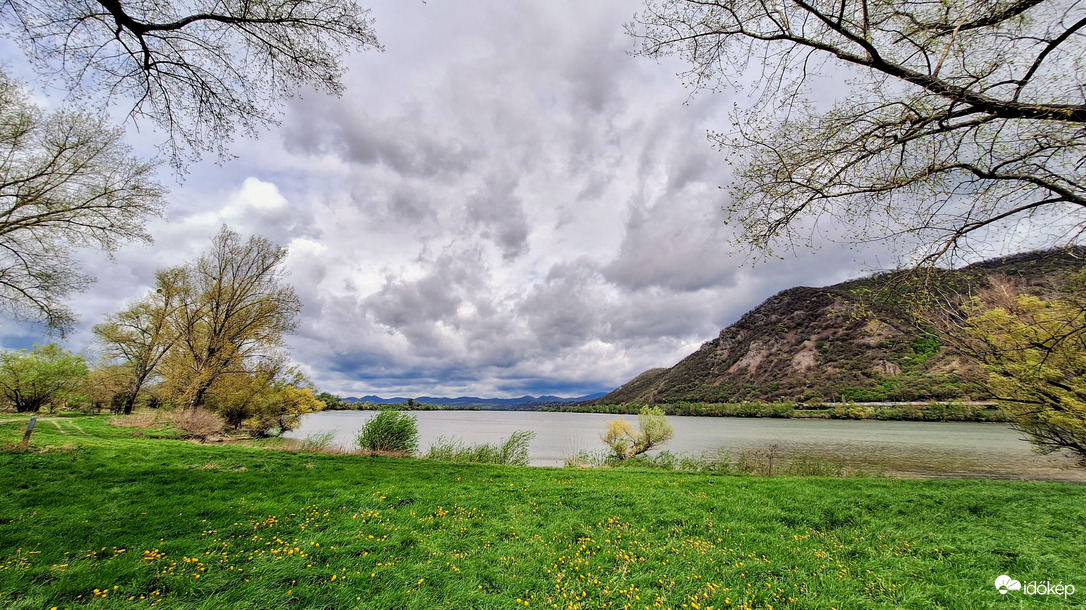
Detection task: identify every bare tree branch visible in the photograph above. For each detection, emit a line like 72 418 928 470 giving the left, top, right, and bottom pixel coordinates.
1 0 383 170
631 0 1086 264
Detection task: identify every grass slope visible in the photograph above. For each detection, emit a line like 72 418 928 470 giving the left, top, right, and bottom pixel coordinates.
1 415 1084 609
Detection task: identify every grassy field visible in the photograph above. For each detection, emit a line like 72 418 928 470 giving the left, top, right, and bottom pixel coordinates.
1 415 1084 609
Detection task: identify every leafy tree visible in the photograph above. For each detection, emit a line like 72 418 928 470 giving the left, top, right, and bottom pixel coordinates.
0 343 89 412
158 226 301 410
630 0 1086 263
246 378 324 436
82 364 132 414
205 365 322 435
1 0 383 168
93 267 185 414
955 273 1086 464
316 391 347 410
95 226 300 414
0 70 165 329
602 406 675 460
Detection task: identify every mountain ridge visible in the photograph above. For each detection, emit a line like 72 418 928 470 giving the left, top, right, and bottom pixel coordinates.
344 393 608 409
593 248 1084 405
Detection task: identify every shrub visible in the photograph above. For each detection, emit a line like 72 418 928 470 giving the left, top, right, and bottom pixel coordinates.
357 410 418 454
564 449 606 468
425 430 535 466
602 406 675 460
167 407 224 442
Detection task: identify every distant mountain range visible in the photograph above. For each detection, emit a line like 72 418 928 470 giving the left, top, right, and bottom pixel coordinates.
343 393 608 409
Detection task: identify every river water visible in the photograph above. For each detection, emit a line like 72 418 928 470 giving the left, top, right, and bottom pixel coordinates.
284 410 1086 482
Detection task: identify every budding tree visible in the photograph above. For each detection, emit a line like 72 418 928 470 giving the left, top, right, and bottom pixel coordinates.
93 267 185 414
630 0 1086 264
951 273 1086 465
602 406 675 460
159 226 301 410
0 70 164 329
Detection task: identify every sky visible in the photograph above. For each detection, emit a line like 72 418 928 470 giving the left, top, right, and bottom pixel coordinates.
0 0 908 399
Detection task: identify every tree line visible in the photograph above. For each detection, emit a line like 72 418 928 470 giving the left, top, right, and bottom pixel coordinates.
0 226 323 437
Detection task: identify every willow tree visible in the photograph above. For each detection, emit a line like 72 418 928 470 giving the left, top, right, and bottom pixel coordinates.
0 343 89 412
953 273 1086 464
160 226 301 410
1 0 383 168
630 0 1086 263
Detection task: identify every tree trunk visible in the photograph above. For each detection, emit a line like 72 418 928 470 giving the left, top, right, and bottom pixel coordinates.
122 391 138 415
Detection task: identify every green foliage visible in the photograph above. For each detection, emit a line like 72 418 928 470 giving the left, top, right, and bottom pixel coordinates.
315 392 346 410
602 406 674 460
351 401 476 411
961 272 1086 464
356 410 419 454
911 334 941 358
556 400 1005 422
204 367 322 436
424 431 535 466
0 343 88 413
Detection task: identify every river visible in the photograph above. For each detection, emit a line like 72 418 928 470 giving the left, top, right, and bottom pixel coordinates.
284 410 1086 482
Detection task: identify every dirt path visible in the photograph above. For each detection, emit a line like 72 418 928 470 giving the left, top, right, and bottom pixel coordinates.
0 417 83 434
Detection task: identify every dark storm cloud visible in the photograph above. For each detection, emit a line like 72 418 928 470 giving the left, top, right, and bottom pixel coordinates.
364 248 485 330
282 98 479 177
517 258 609 350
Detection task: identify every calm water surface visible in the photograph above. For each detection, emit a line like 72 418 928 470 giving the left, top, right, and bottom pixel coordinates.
285 410 1086 481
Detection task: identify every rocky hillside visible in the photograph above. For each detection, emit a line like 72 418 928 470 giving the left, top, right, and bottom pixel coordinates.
595 249 1084 405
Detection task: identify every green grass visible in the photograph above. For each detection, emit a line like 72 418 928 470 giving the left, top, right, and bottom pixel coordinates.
1 414 1085 609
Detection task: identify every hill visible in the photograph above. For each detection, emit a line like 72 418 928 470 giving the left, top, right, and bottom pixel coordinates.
595 249 1084 405
345 393 607 409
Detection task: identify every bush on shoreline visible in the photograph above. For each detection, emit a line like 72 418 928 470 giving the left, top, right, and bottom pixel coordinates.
356 410 419 454
424 430 535 466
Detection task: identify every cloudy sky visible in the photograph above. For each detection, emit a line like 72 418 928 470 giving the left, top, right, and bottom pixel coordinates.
0 0 906 398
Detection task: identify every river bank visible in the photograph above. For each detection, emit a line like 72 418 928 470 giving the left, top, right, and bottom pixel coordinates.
286 410 1085 482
